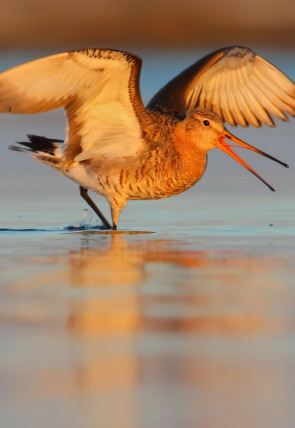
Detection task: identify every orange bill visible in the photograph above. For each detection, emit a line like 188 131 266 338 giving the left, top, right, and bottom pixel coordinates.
217 130 289 192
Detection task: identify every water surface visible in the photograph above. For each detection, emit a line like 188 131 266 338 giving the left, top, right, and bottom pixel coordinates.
0 48 295 428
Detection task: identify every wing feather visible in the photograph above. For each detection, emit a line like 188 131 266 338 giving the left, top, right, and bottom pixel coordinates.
0 49 146 160
210 78 223 120
228 79 248 126
225 70 238 126
219 70 234 125
253 64 295 114
148 46 295 127
254 79 288 121
239 65 267 126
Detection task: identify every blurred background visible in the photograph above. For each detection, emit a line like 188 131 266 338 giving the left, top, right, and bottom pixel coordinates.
0 0 294 50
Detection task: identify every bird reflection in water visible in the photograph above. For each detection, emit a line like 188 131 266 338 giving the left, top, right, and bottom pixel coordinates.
2 231 294 428
6 232 289 339
61 232 284 337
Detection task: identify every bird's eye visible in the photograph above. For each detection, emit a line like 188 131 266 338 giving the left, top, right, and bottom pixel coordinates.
203 120 210 126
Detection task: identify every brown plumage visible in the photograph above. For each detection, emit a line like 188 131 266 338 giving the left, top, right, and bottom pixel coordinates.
2 46 294 229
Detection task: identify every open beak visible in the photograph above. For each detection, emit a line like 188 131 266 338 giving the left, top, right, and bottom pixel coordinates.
217 130 289 191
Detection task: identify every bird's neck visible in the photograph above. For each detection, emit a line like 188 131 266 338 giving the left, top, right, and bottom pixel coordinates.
172 123 208 181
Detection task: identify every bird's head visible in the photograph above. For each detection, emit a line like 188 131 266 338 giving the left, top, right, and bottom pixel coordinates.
178 107 288 191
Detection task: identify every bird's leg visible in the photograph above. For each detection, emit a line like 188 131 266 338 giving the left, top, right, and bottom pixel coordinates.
110 198 127 231
111 207 119 230
79 186 111 229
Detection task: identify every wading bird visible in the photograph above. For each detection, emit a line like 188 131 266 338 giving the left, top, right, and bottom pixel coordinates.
1 46 294 229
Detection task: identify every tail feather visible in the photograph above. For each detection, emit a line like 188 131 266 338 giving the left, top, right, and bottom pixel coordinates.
10 134 64 166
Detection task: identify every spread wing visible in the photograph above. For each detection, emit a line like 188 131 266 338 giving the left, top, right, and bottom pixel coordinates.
0 49 146 160
147 46 295 127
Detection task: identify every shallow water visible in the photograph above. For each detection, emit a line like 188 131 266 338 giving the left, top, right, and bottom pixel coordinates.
0 48 295 427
